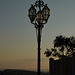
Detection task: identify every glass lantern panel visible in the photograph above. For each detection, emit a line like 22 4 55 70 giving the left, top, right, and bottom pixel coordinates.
36 12 43 24
28 7 36 22
30 8 36 15
42 7 50 21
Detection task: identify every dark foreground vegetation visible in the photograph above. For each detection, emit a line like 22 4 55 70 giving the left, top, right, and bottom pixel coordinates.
44 35 75 59
0 69 49 75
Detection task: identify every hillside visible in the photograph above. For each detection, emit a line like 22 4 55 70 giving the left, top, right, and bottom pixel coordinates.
0 69 49 75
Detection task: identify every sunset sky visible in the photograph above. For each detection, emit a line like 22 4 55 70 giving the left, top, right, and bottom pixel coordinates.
0 0 75 72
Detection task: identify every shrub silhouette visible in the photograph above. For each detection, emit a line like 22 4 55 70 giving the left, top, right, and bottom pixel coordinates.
44 35 75 59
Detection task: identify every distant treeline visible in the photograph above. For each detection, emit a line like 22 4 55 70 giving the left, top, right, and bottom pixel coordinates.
0 69 49 75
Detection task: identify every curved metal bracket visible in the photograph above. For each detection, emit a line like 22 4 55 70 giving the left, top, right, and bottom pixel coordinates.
31 22 47 29
34 1 44 7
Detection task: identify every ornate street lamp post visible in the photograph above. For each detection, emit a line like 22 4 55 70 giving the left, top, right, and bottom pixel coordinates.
28 0 50 75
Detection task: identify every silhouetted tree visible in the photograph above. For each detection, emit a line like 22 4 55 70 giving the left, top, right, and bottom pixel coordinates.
44 35 75 59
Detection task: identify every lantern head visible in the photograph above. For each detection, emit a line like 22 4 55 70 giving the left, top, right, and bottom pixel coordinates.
28 5 36 23
42 4 50 22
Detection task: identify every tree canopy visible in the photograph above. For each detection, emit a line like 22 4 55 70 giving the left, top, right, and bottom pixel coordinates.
44 35 75 59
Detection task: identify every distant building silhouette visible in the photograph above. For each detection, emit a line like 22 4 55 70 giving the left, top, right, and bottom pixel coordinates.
0 71 3 75
49 56 75 75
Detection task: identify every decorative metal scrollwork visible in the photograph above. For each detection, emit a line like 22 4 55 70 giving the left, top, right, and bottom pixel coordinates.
35 1 44 7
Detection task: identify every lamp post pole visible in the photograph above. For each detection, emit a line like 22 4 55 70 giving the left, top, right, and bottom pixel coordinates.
37 1 42 74
38 24 41 75
28 0 50 75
